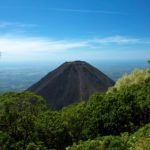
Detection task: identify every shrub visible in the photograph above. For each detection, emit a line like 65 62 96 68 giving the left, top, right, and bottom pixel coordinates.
108 69 150 92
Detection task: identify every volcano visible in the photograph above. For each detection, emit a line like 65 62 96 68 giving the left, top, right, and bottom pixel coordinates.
28 61 114 109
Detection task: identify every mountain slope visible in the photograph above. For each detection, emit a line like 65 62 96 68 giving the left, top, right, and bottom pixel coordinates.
28 61 115 109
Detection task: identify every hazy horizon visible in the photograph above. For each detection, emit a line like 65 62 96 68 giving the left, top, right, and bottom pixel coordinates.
0 59 149 93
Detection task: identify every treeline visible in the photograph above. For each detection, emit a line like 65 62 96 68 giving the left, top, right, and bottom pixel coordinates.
0 69 150 150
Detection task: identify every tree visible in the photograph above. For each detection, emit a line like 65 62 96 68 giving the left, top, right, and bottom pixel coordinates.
85 83 150 136
35 110 71 150
61 102 88 142
147 60 150 64
0 92 47 149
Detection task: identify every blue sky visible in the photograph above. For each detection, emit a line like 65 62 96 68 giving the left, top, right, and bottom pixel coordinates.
0 0 150 62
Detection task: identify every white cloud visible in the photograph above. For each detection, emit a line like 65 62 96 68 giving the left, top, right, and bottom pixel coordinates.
44 8 126 15
0 7 127 15
92 35 140 45
0 21 37 28
0 34 149 61
0 34 149 55
0 36 88 53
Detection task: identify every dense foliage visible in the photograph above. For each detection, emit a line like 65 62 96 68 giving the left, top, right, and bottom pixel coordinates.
0 69 150 149
67 124 150 150
108 69 150 92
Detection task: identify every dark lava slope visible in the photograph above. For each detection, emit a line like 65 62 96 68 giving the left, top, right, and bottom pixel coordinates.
28 61 115 109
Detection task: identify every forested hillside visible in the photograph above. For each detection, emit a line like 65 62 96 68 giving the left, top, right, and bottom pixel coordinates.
0 69 150 150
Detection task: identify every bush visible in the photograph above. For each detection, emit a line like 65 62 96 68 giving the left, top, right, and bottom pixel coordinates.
66 135 130 150
67 124 150 150
108 69 150 92
129 123 150 149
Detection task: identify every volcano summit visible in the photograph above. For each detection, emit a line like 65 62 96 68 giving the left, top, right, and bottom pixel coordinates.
28 61 114 109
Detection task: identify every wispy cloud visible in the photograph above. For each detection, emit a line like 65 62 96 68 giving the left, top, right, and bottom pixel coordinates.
0 35 149 55
0 21 37 29
0 34 150 61
0 35 88 53
44 8 126 15
92 35 140 45
0 6 127 15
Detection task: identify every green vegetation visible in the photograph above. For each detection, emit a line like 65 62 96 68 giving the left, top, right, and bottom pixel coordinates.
0 69 150 149
108 69 150 92
67 124 150 150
